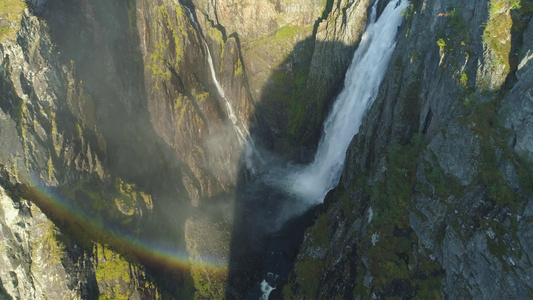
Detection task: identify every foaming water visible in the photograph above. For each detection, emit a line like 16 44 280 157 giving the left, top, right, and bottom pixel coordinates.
286 0 408 206
260 280 276 300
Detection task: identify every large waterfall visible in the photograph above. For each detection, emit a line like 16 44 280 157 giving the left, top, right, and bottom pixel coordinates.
288 0 408 206
257 1 408 297
180 1 408 298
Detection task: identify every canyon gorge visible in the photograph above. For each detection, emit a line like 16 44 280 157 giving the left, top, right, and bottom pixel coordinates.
0 0 532 299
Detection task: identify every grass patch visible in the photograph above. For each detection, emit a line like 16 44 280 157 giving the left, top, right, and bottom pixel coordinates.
482 0 521 83
0 0 26 42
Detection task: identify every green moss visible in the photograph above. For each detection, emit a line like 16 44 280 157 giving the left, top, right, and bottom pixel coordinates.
126 0 137 39
363 134 444 296
60 177 152 233
515 155 533 195
401 4 416 35
0 0 26 42
412 261 444 300
246 23 311 53
424 151 464 199
234 58 243 76
33 221 65 264
289 257 325 299
435 7 471 73
352 261 370 297
482 0 517 81
271 69 311 139
189 265 226 299
192 91 209 103
274 25 298 39
171 94 192 126
284 212 330 299
95 244 132 300
114 177 153 212
459 72 468 86
47 155 54 182
462 94 523 211
75 122 83 139
148 4 189 86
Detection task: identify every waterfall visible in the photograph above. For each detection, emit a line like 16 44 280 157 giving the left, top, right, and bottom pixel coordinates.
181 4 246 141
181 3 262 172
287 0 408 205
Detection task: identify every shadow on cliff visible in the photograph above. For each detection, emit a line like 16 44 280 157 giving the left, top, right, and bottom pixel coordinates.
225 36 358 298
28 0 193 296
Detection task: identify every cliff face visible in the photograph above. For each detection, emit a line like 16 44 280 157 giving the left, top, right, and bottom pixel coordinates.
1 0 356 298
2 0 532 299
286 0 533 299
0 1 172 297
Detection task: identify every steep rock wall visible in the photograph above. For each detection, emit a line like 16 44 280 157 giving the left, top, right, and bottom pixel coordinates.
0 2 176 298
286 0 533 299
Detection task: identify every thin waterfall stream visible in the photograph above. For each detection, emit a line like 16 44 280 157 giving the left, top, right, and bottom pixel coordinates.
181 3 262 172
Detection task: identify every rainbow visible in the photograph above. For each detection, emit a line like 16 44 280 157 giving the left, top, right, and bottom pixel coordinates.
23 173 228 272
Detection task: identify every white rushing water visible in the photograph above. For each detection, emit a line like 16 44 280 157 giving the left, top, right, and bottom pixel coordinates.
181 4 247 143
288 0 408 205
259 2 408 298
260 280 276 300
181 3 263 172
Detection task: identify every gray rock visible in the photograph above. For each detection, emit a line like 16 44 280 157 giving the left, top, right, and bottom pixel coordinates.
428 120 480 186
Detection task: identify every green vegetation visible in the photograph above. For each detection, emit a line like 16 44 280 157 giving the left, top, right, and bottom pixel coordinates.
437 7 471 49
482 0 521 82
284 212 330 299
172 95 188 123
459 72 469 86
515 155 533 195
283 71 310 137
401 3 416 35
60 176 153 233
114 177 153 213
47 155 54 182
95 243 132 300
422 152 464 200
436 7 471 72
126 0 137 40
234 58 243 76
313 132 444 298
75 122 83 139
366 134 444 296
148 4 189 88
274 25 298 40
243 22 317 151
461 94 522 210
192 91 209 103
189 265 227 299
0 0 26 42
373 134 423 228
34 221 65 264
